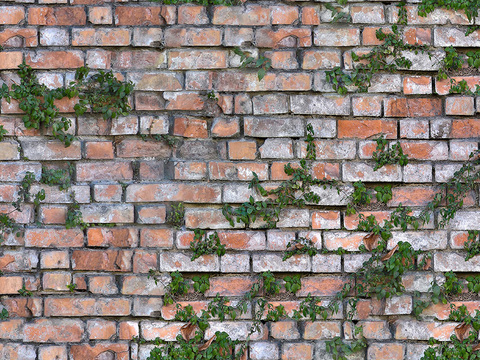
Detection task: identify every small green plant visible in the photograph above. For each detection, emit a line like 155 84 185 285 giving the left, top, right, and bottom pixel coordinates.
438 46 463 80
467 275 480 293
324 3 351 22
467 50 480 68
375 185 392 204
67 282 77 293
223 124 337 229
0 125 7 142
41 166 73 190
18 285 32 297
326 327 367 360
326 26 430 94
13 172 45 211
283 237 318 260
284 275 301 294
419 0 480 24
443 271 463 296
167 202 185 229
346 181 372 215
164 271 189 305
372 136 409 170
65 193 86 230
234 48 272 81
190 229 226 261
397 1 408 25
0 308 8 320
293 293 338 321
192 275 210 294
206 90 218 101
261 271 281 296
421 305 480 360
465 231 480 261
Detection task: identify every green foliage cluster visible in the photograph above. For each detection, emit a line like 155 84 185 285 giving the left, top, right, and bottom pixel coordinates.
222 124 337 228
419 0 480 23
326 26 429 94
372 136 409 170
283 236 318 260
167 202 185 229
234 48 272 81
0 63 133 146
346 181 372 215
421 305 480 360
65 193 86 230
40 165 73 191
190 229 226 261
326 327 367 360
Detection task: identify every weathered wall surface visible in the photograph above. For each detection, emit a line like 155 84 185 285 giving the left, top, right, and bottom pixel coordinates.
0 0 480 359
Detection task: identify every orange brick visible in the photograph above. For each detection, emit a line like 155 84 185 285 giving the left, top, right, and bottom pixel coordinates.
28 7 86 25
229 141 257 160
174 117 208 138
85 141 114 159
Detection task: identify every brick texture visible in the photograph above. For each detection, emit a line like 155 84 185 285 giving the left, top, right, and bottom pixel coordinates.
0 1 477 359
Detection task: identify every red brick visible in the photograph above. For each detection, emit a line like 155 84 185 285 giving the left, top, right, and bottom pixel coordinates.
140 229 173 248
72 28 130 46
26 51 84 69
85 141 114 159
24 319 83 343
164 28 222 47
126 183 221 203
174 117 208 138
70 344 129 360
213 6 270 26
25 229 83 248
115 6 175 25
0 28 37 47
178 5 208 24
271 6 299 24
256 28 311 48
28 7 86 25
338 120 396 139
302 6 320 25
87 228 138 247
384 97 442 117
72 250 132 271
229 141 257 160
76 162 133 181
45 298 130 317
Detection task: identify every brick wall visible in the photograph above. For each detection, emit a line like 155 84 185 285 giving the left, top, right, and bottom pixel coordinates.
0 0 479 359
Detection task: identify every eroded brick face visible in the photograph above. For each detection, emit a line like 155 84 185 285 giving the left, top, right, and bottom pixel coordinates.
0 1 478 359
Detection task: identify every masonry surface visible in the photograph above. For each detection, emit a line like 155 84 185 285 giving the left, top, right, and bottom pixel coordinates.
1 0 480 359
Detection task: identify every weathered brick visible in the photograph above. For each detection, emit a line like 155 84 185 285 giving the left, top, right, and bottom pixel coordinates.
28 7 85 25
72 250 132 271
24 319 84 343
213 6 270 26
384 97 442 117
314 27 360 46
291 95 350 115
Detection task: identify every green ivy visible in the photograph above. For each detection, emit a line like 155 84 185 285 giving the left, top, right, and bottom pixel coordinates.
0 62 133 146
40 166 73 191
190 230 226 261
234 48 272 81
372 136 408 170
